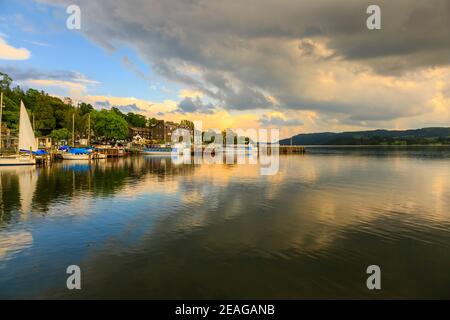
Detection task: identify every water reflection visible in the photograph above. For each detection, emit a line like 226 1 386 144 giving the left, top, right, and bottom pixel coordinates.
0 148 450 299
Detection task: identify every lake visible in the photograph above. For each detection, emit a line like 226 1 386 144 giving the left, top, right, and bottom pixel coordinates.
1 147 449 299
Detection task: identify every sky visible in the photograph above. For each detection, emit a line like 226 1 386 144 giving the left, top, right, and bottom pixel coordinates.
0 0 449 138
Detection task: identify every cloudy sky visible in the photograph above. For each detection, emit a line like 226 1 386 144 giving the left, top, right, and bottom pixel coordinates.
0 0 449 137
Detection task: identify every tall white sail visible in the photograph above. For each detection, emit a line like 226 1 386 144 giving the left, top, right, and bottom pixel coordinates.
18 101 37 152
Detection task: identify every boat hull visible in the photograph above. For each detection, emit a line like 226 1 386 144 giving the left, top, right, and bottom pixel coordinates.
0 156 36 166
61 153 91 160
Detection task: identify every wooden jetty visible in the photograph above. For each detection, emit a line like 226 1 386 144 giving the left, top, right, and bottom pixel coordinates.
95 147 126 158
188 145 306 155
278 145 306 154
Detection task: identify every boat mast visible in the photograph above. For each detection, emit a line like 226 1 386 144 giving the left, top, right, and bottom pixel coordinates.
72 112 75 146
164 121 166 145
88 113 91 146
0 91 3 153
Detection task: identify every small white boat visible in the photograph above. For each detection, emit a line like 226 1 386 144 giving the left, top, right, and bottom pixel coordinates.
61 148 92 160
0 155 35 166
61 152 91 160
0 101 37 166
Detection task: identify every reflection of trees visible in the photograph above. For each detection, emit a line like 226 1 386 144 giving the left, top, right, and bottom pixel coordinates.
142 156 197 178
0 173 21 223
0 157 197 222
33 160 143 212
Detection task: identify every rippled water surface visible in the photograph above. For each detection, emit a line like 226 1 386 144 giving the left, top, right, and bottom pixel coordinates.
1 147 450 299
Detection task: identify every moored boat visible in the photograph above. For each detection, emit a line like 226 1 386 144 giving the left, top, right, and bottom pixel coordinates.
0 100 38 166
61 148 92 160
0 154 35 166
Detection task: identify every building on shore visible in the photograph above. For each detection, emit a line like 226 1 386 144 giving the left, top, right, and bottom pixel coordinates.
164 121 178 143
129 126 153 140
129 119 194 144
150 120 165 141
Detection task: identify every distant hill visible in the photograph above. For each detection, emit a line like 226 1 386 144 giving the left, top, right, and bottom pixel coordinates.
279 127 450 145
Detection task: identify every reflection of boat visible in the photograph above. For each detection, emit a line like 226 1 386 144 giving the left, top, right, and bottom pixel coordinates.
0 231 33 259
0 165 38 214
60 160 92 171
0 101 37 166
61 148 92 160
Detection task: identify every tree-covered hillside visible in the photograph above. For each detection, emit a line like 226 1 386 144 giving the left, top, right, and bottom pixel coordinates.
1 72 156 142
280 128 450 145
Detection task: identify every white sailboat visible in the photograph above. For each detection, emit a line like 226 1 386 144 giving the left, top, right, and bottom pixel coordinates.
0 100 37 166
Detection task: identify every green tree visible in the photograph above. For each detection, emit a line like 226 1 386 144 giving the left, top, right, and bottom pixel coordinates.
34 95 56 135
49 128 71 143
111 107 125 118
147 117 158 127
0 72 13 91
92 109 128 140
180 119 194 130
79 102 94 115
1 95 20 130
126 112 147 128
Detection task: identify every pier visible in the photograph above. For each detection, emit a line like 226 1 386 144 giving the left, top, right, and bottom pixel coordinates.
256 145 306 154
187 145 306 155
279 145 306 154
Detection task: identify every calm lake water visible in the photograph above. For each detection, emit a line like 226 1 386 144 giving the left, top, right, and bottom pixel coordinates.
0 147 449 299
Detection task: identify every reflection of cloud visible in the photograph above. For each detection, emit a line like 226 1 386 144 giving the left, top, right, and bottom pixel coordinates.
119 175 180 199
0 231 33 259
430 171 449 218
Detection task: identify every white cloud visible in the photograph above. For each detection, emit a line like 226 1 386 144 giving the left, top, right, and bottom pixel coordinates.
0 36 31 60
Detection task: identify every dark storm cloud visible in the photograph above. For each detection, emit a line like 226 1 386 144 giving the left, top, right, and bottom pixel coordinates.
38 0 450 123
259 115 303 127
95 100 110 107
202 71 274 110
38 0 450 71
177 96 215 114
112 103 145 113
0 65 86 82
